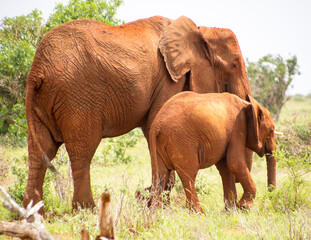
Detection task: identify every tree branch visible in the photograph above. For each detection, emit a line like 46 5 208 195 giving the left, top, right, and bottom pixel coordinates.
0 186 55 240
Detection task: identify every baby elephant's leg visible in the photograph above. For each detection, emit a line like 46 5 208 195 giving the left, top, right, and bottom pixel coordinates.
149 153 171 211
176 165 203 213
216 158 237 209
227 160 256 208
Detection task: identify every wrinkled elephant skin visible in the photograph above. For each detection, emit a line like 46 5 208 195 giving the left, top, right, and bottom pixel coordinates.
148 92 277 213
23 16 252 212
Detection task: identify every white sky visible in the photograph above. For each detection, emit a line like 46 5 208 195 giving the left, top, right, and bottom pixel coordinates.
1 0 310 95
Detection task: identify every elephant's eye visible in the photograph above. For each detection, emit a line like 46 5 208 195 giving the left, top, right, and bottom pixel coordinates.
232 58 239 69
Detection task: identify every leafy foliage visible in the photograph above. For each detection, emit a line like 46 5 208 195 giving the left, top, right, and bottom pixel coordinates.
98 128 144 165
247 54 300 120
46 0 123 31
272 118 311 210
276 119 311 174
0 10 44 144
0 9 44 103
8 163 28 206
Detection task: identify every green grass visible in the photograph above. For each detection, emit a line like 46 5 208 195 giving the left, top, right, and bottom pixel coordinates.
278 96 311 123
1 97 311 239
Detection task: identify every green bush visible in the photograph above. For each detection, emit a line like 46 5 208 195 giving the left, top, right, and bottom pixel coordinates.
271 119 311 210
6 102 28 147
247 54 300 120
6 149 70 214
46 0 123 31
7 155 54 207
276 120 311 171
0 102 28 147
98 128 144 165
8 163 28 205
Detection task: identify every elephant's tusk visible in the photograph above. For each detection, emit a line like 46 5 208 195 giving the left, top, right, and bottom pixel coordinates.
274 131 283 136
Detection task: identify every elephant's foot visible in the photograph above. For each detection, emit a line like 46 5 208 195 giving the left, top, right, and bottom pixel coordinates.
72 184 95 211
136 187 171 213
237 189 255 210
135 186 151 205
72 199 96 211
23 190 45 216
237 199 253 210
186 200 205 214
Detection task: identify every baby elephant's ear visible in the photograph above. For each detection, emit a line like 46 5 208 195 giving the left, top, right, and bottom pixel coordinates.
245 95 264 154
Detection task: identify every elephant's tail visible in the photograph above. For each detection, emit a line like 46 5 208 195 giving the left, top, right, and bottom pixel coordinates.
25 70 57 173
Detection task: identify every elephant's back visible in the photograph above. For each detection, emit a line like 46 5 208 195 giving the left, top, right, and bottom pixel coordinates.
163 91 245 111
155 92 243 131
34 16 171 86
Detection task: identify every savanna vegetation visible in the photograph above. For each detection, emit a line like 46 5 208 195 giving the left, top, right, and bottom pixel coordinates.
1 96 310 239
0 0 310 239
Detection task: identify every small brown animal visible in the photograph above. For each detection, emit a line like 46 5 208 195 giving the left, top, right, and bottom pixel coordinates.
81 190 114 240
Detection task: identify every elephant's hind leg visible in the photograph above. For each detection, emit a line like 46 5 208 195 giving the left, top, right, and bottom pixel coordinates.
63 115 103 210
149 153 171 210
175 162 203 214
65 136 101 210
23 122 60 213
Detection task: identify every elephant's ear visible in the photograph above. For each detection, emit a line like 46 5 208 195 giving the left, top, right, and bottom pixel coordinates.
245 94 264 153
159 16 204 82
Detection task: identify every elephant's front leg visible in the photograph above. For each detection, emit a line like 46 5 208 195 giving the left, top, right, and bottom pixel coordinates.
229 169 256 209
227 142 256 209
235 174 256 209
215 158 237 209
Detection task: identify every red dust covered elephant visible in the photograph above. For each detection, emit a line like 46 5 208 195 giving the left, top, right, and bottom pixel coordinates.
147 92 279 213
23 16 253 212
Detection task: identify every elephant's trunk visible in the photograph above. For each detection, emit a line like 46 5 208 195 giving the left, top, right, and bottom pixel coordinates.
266 154 276 191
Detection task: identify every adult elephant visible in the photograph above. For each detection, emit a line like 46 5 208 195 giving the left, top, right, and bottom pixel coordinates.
23 16 253 211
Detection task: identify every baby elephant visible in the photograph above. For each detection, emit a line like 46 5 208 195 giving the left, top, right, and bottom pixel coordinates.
148 92 277 213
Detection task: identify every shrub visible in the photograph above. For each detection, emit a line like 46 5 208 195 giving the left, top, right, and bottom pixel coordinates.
276 120 311 174
271 119 311 210
247 54 300 120
98 128 144 165
6 102 28 147
6 147 71 214
7 155 54 208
